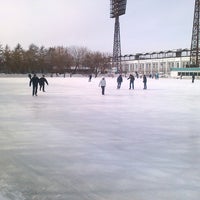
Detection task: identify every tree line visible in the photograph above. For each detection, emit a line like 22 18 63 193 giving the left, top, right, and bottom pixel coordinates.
0 43 111 76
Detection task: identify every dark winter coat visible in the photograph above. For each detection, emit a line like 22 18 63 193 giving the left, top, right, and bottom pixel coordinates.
29 75 39 86
117 75 123 83
39 77 48 86
128 74 135 82
143 75 147 83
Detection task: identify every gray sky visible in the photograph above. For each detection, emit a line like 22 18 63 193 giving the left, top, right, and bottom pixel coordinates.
0 0 194 54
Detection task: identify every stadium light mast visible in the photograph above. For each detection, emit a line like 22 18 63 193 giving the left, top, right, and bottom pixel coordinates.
110 0 127 73
190 0 200 67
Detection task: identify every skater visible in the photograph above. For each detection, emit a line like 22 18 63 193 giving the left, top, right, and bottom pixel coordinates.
28 73 32 80
39 75 48 92
117 74 123 89
99 77 106 95
143 75 147 89
88 74 92 82
135 71 139 78
127 74 135 89
29 74 39 96
192 74 195 83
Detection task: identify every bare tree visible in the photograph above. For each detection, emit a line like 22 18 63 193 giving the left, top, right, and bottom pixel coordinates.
85 51 111 77
54 46 71 74
68 46 89 74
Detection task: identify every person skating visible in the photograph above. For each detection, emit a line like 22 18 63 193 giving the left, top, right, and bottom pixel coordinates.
88 74 92 82
135 71 139 78
117 74 123 89
28 73 32 80
143 75 147 89
127 74 135 89
99 77 106 95
39 75 49 92
29 74 39 96
192 74 195 83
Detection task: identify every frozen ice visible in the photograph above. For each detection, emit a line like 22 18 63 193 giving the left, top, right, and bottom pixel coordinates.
0 75 200 200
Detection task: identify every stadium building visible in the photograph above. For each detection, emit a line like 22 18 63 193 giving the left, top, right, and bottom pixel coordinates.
119 48 200 78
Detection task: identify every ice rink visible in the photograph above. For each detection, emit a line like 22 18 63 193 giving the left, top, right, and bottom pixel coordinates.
0 75 200 200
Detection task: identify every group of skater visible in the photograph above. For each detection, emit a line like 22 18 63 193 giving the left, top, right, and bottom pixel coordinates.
98 73 147 95
28 72 197 97
29 74 48 96
28 72 147 96
117 74 147 90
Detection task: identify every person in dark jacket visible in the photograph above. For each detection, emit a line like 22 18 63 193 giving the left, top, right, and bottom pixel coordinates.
143 75 147 89
29 74 39 96
192 74 195 83
88 74 92 82
39 75 49 92
28 73 32 80
127 74 135 89
117 74 123 89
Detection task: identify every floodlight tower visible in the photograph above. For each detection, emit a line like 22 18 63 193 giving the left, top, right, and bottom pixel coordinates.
190 0 200 67
110 0 127 73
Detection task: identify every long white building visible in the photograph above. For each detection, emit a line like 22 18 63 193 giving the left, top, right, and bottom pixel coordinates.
120 48 195 77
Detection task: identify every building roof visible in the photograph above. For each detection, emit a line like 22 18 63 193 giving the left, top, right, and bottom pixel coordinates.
171 67 200 71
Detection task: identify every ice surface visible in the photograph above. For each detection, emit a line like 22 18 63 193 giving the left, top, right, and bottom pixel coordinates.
0 76 200 200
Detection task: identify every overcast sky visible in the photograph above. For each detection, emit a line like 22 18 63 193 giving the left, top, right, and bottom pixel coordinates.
0 0 194 54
